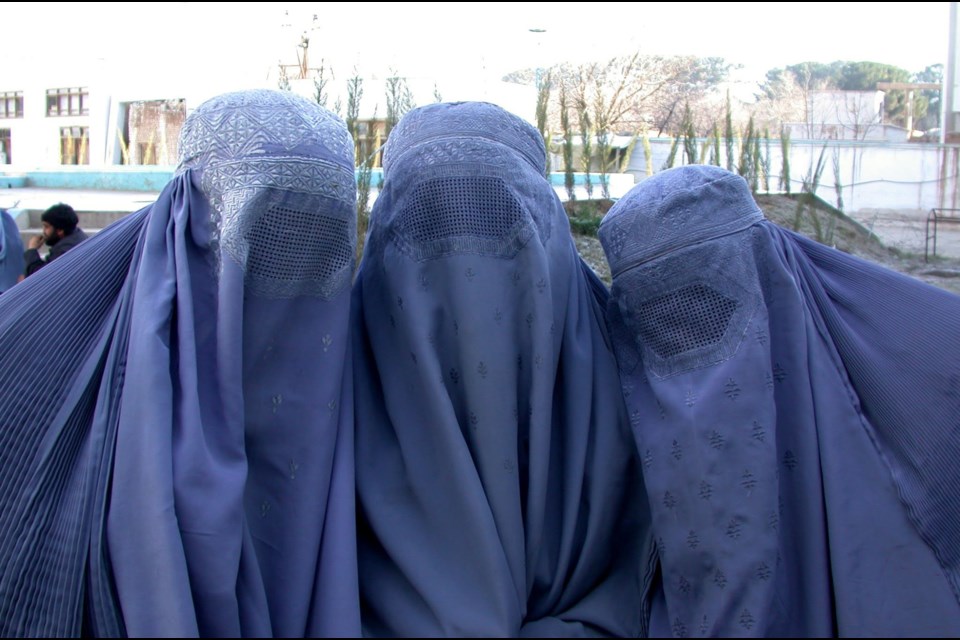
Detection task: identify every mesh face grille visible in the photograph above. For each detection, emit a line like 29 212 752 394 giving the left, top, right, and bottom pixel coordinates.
246 204 353 286
634 284 738 359
398 175 525 243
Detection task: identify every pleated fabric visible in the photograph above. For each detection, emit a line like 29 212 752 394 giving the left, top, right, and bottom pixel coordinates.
0 89 362 638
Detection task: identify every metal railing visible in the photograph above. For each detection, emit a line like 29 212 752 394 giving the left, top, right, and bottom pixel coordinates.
925 208 960 261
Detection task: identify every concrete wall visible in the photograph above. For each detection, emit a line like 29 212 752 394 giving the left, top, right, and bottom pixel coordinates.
4 138 959 254
20 167 175 192
4 167 634 197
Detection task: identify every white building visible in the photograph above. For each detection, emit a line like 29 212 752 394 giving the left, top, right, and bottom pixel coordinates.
0 9 537 172
3 60 538 171
782 90 910 142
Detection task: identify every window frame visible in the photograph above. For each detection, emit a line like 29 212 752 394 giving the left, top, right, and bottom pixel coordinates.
46 87 89 117
0 91 24 119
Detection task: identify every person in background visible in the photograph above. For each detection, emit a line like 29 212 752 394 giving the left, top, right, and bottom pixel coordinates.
23 202 88 277
0 89 361 638
352 101 653 637
599 164 960 637
0 207 24 293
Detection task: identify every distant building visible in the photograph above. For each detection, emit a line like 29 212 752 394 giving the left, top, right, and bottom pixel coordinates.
0 59 536 170
782 89 910 142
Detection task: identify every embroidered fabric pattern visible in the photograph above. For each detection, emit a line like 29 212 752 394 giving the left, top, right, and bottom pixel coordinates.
392 138 519 173
612 237 760 378
223 187 355 299
388 173 537 261
175 89 356 298
202 162 356 298
382 101 546 176
601 168 763 277
630 283 739 359
176 90 353 169
378 111 555 261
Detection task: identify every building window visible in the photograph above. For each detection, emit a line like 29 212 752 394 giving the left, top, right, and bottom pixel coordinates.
0 129 11 164
47 87 88 117
0 92 23 119
136 142 160 165
60 126 89 165
121 99 186 165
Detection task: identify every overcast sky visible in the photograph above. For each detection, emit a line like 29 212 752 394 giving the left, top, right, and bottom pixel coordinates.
2 2 951 89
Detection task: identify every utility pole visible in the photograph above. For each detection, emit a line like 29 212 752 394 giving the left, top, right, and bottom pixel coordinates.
529 28 547 87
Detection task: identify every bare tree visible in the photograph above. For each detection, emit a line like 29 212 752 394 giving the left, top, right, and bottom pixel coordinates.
313 60 334 109
559 81 576 202
833 92 881 140
753 63 844 139
751 67 809 134
574 70 594 198
345 72 363 155
535 72 552 176
346 71 373 267
647 56 736 135
593 89 613 198
519 52 733 138
680 103 698 165
385 70 416 140
277 65 292 92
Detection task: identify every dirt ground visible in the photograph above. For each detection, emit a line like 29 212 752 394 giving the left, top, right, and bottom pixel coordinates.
574 193 960 297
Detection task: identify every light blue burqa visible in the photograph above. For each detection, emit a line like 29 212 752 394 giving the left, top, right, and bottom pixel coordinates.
0 89 361 637
0 208 24 293
353 101 653 637
599 164 960 637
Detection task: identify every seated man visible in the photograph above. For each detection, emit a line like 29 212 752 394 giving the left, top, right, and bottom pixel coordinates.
23 202 88 277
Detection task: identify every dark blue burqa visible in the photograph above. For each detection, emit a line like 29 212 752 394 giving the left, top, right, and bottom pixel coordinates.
0 208 24 293
599 164 960 637
353 101 653 637
0 89 361 637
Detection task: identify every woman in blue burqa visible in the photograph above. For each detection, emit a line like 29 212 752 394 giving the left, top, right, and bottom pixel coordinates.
598 163 960 637
352 101 654 637
0 206 24 293
0 89 361 637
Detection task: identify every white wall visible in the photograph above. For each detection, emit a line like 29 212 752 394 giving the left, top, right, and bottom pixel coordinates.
626 137 960 254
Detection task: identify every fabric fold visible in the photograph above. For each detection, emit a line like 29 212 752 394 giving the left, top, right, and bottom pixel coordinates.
355 101 652 638
0 89 362 638
599 164 960 637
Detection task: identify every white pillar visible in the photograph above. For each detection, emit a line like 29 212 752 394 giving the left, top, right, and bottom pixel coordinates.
942 1 959 143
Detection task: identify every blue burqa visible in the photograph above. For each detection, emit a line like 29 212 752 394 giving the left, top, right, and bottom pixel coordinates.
0 89 361 637
353 101 653 637
598 164 960 637
0 208 24 293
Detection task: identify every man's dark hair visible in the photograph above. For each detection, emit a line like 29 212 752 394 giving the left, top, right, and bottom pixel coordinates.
41 203 78 234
